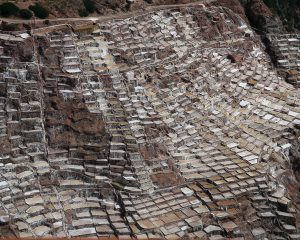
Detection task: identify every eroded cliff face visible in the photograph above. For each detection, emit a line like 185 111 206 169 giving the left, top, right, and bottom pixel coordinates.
0 3 299 239
213 0 284 34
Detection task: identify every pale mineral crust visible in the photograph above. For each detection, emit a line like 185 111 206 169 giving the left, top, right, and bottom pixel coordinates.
0 3 299 240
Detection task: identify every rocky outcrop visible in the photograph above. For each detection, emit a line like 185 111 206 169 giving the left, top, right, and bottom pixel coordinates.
244 0 284 33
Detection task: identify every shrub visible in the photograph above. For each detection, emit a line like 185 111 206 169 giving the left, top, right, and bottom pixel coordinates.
29 4 49 19
78 8 88 17
83 0 95 13
19 9 32 19
44 19 50 25
0 2 19 17
1 22 17 31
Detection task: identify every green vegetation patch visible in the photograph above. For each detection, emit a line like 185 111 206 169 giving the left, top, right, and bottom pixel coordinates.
0 2 19 17
78 8 89 17
83 0 96 13
1 22 18 31
29 3 49 19
19 9 33 20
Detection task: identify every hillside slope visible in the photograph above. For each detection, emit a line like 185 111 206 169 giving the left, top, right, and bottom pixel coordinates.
0 3 299 238
0 0 298 33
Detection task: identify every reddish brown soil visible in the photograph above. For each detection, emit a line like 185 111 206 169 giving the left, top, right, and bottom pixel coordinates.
45 94 108 149
151 170 184 187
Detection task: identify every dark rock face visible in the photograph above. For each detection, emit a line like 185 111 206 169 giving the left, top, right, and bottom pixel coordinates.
215 0 284 33
261 0 300 32
290 129 300 181
244 0 283 33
